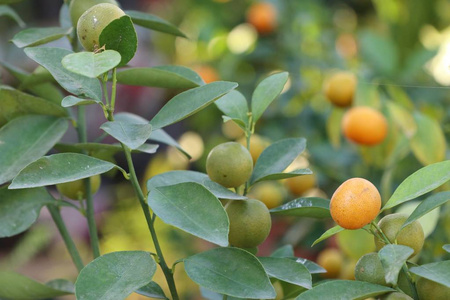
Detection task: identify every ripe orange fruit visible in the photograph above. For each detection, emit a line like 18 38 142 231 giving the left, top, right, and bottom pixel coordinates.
316 248 343 278
246 2 277 34
330 178 381 230
342 106 388 146
323 71 356 107
193 65 220 84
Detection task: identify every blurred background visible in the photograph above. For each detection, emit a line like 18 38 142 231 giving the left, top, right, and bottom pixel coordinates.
0 0 449 298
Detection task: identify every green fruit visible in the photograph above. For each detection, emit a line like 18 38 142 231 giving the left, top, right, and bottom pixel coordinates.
374 213 424 258
226 199 271 248
337 228 375 260
354 252 387 286
381 292 413 300
416 277 450 300
77 3 125 51
69 0 119 28
56 175 101 200
206 142 253 188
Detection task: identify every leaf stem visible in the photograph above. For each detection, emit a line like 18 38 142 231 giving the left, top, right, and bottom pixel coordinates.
110 68 117 113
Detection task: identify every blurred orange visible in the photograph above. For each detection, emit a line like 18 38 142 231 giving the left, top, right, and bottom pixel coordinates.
336 33 358 59
246 2 277 34
193 65 220 84
342 106 388 146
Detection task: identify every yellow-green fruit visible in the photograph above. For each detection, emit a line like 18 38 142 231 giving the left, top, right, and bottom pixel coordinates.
77 3 125 51
247 181 285 209
381 292 413 300
69 0 119 27
206 142 253 188
337 229 375 260
316 248 343 278
226 199 271 248
374 213 424 258
56 175 101 200
416 277 450 300
354 252 387 286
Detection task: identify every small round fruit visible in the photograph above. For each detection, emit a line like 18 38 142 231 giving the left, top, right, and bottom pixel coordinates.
77 3 125 51
342 106 388 146
206 142 253 188
246 2 277 34
226 199 272 248
381 292 413 300
316 248 343 278
339 259 357 280
354 252 387 286
374 213 424 258
56 175 101 200
247 181 285 209
323 71 356 107
284 173 316 196
416 277 450 300
69 0 119 28
330 178 381 230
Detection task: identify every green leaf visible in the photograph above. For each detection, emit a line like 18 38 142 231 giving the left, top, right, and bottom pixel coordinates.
147 170 246 200
45 279 75 293
250 138 307 184
150 81 238 129
0 271 72 299
24 47 102 100
359 30 398 77
58 2 71 29
215 90 249 128
184 247 276 298
11 27 72 48
62 50 121 78
295 258 327 274
410 112 446 166
251 72 288 122
148 182 229 246
9 153 117 189
0 0 23 4
385 101 416 138
99 15 137 67
0 115 68 185
382 160 450 210
378 245 414 285
115 66 202 89
75 251 156 300
443 245 450 253
312 225 345 246
125 10 186 38
20 66 56 89
271 244 295 257
55 142 158 156
0 187 55 237
61 95 101 107
410 261 450 288
258 257 312 289
295 280 394 300
100 121 152 150
0 5 25 27
326 107 344 148
254 168 312 183
135 281 167 299
270 197 330 219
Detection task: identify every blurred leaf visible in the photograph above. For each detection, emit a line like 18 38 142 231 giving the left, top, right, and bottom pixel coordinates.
443 245 450 253
312 225 344 246
20 66 55 89
400 47 437 81
61 95 101 107
385 85 414 110
378 245 414 285
58 2 71 29
184 247 276 298
0 5 25 27
0 187 54 238
0 115 67 185
100 121 152 150
337 229 375 260
386 101 416 138
75 251 156 300
24 47 102 100
46 279 75 293
359 30 398 77
382 160 450 210
9 153 117 189
271 244 294 258
62 50 121 78
99 15 137 67
148 182 229 246
354 81 381 107
251 72 288 122
125 10 186 38
270 197 330 219
149 81 237 129
410 261 450 288
258 257 312 289
0 0 23 4
396 200 440 238
215 90 249 128
135 281 167 299
326 107 344 148
410 112 446 165
11 27 72 48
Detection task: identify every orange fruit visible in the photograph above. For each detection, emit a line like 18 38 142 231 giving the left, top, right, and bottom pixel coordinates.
193 65 220 84
342 106 388 146
316 248 343 278
323 71 357 107
330 178 381 230
246 2 277 34
336 33 358 59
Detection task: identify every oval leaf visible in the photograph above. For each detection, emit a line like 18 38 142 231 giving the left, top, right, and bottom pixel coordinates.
125 10 186 37
256 169 312 183
135 281 167 299
251 72 288 122
9 153 117 189
11 27 72 48
148 182 229 246
312 225 345 246
0 115 68 185
75 251 156 300
215 90 249 128
270 197 331 219
295 258 327 274
258 257 312 289
100 121 152 150
61 95 101 107
443 245 450 253
378 245 414 285
62 50 121 78
184 247 276 299
410 261 450 288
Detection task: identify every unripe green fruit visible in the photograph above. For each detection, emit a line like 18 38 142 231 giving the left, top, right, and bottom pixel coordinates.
416 277 450 300
56 175 101 200
226 199 271 248
206 142 253 188
354 252 387 286
69 0 119 28
77 3 125 51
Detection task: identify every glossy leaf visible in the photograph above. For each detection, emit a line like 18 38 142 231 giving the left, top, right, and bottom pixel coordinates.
251 72 288 122
100 121 152 150
125 10 186 37
75 251 156 300
443 245 450 253
269 246 325 274
258 257 312 289
150 81 238 129
0 187 55 237
45 279 75 293
99 15 137 67
295 258 326 274
55 142 158 156
255 168 312 183
61 95 101 107
382 160 450 210
148 182 229 246
0 115 67 185
378 245 413 285
24 47 102 100
62 50 121 78
9 153 117 189
250 138 307 184
312 225 345 246
184 247 276 298
11 27 72 48
295 280 394 300
0 5 25 27
271 244 294 257
215 90 249 128
0 271 72 299
410 261 450 288
135 282 167 299
270 197 331 218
